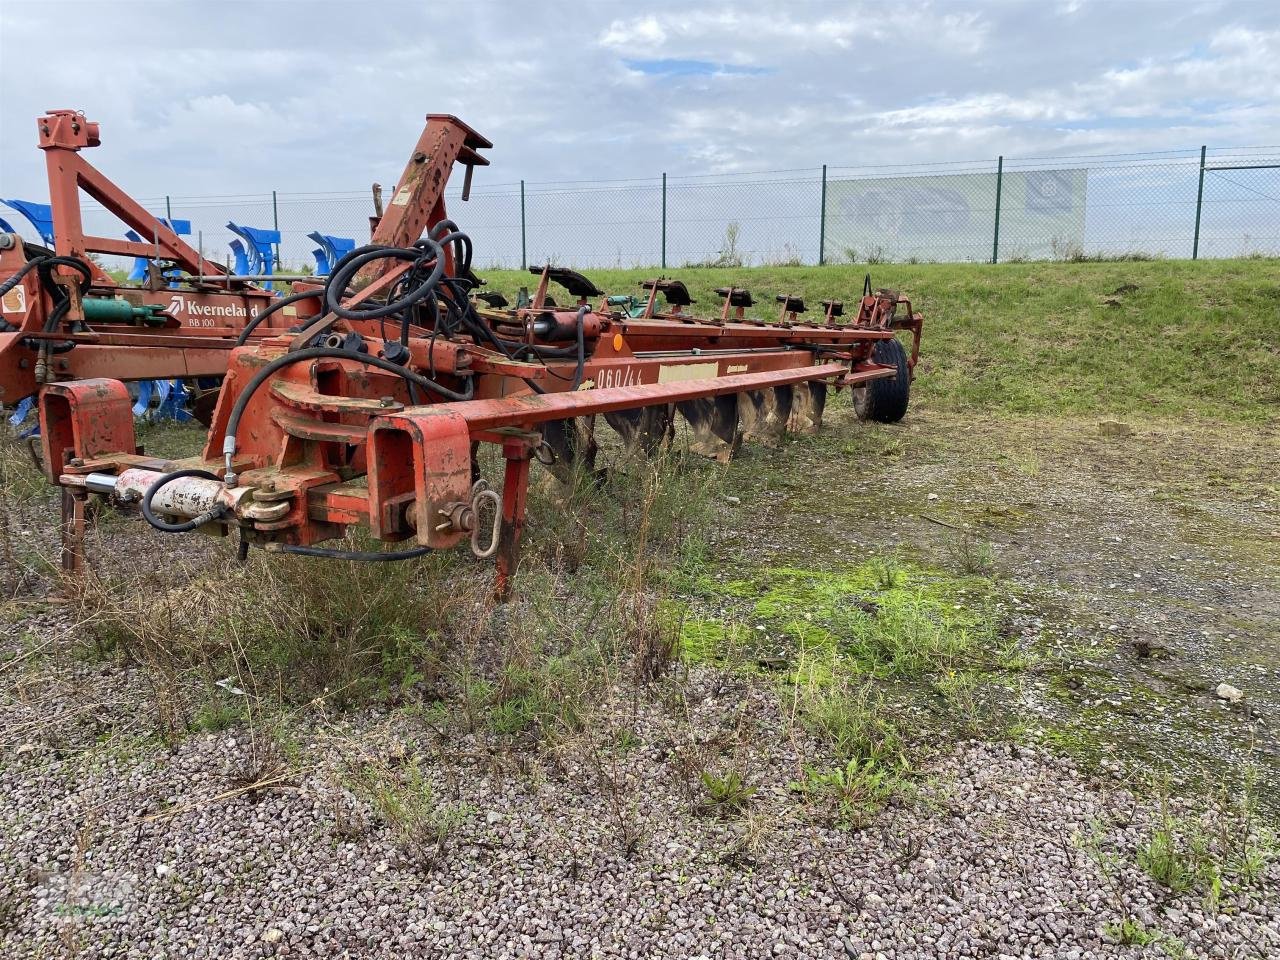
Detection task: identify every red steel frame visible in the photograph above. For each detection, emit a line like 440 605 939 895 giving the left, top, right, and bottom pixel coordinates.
36 114 923 597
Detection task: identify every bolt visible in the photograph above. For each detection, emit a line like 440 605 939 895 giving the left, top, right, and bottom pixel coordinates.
412 151 426 163
380 396 395 407
69 458 83 467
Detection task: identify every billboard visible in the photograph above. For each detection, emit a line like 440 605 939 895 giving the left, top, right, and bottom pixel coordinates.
824 168 1087 261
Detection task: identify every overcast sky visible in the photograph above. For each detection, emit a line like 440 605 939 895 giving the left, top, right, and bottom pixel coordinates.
1 0 1277 202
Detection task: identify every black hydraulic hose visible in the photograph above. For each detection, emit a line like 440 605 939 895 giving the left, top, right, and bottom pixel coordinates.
324 240 445 321
39 256 93 332
220 347 474 482
141 468 225 533
235 289 325 345
0 256 42 298
265 542 433 562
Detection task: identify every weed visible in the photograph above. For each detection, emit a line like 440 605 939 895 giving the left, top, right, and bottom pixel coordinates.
789 757 900 828
698 769 756 815
944 531 996 576
350 759 472 870
489 691 541 736
1135 777 1278 905
189 697 244 733
797 679 908 769
868 555 902 590
1104 917 1157 946
687 222 746 269
1137 806 1201 895
934 669 986 735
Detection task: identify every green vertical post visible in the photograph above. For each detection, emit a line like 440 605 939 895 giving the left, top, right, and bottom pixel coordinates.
1192 145 1207 260
271 189 281 267
520 180 527 270
818 164 828 266
661 172 667 269
165 195 172 223
992 156 1003 264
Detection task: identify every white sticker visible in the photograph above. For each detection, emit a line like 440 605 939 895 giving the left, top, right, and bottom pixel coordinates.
391 186 413 207
2 285 26 313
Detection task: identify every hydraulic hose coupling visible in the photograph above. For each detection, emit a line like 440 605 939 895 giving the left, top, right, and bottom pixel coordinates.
222 434 238 487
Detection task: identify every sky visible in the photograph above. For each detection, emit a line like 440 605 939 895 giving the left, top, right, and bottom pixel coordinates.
1 0 1277 202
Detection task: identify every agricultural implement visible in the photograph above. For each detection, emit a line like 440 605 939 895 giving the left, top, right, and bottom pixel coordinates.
31 112 923 597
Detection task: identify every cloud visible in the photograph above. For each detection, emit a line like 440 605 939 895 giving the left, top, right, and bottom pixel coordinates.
0 0 1275 203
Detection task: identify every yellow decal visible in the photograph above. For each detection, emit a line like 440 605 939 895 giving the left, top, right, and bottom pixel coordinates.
2 286 26 314
657 362 718 384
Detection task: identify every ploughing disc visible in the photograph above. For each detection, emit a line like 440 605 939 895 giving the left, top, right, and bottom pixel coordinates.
786 381 827 435
541 416 598 483
738 385 793 447
603 404 674 456
676 394 741 463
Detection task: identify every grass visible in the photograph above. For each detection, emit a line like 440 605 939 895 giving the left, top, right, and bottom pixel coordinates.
1135 776 1278 906
347 759 473 869
477 260 1280 423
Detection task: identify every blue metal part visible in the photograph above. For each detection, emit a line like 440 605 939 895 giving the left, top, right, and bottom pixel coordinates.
127 219 192 284
306 232 356 275
226 222 280 289
7 394 36 429
131 378 196 422
0 200 55 244
7 395 38 439
229 238 251 275
156 379 194 422
131 379 155 418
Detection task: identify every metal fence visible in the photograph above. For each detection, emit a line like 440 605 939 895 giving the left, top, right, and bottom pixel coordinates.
24 144 1280 273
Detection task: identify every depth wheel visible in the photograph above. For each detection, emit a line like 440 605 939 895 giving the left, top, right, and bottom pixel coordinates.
853 336 910 424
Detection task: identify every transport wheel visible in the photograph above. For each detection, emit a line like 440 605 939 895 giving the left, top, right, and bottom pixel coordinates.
853 336 910 424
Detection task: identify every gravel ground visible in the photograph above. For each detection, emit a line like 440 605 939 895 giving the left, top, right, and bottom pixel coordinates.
2 409 1278 957
4 675 1277 959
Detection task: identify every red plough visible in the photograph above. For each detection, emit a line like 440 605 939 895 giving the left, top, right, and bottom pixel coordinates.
31 113 924 596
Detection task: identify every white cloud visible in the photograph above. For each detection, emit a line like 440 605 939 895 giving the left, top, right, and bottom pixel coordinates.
0 0 1274 201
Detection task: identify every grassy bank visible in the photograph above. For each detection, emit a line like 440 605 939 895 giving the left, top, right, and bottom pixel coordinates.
478 259 1279 423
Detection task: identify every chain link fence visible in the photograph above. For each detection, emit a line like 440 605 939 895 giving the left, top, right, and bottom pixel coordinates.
17 145 1279 273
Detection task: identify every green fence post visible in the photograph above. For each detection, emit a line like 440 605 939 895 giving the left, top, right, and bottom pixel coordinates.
661 172 667 270
520 180 527 270
992 156 1003 264
818 164 828 266
271 190 281 268
1192 145 1206 260
165 195 172 223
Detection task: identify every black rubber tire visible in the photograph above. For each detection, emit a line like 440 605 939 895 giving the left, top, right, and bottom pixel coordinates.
853 336 910 423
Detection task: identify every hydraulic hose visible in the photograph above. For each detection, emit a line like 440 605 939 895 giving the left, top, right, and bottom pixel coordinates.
141 468 225 533
324 240 445 321
0 256 42 299
235 289 325 345
220 346 473 483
